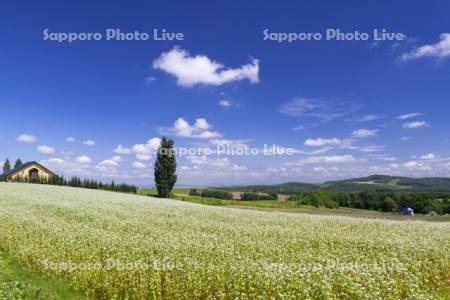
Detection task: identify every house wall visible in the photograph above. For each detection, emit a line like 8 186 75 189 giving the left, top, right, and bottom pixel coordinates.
7 164 53 181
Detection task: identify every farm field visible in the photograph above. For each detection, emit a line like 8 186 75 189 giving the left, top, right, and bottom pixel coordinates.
0 183 449 299
0 250 84 299
139 188 450 222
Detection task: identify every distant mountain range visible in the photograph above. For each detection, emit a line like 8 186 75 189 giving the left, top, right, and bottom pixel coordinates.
218 175 450 193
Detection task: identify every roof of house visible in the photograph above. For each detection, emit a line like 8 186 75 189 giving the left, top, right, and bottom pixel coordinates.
2 161 56 177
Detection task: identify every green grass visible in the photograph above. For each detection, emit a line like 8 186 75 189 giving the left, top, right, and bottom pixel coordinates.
151 191 450 222
139 187 195 196
0 250 87 299
173 194 304 208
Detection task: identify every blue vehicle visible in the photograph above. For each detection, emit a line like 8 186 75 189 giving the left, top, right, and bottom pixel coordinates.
395 207 414 216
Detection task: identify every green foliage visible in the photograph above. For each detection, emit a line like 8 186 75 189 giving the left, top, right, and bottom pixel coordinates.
381 196 398 212
324 175 450 192
14 159 23 168
241 192 276 201
8 173 137 193
189 188 201 196
199 189 232 199
188 188 233 200
218 182 319 194
286 190 450 213
64 176 137 193
222 175 450 193
288 192 339 208
0 250 86 299
2 159 11 174
154 137 177 197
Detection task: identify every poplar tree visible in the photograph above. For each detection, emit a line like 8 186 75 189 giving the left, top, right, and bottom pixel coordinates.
2 159 11 174
154 137 177 197
14 159 23 168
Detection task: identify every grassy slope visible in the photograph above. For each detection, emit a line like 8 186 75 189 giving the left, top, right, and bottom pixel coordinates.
0 250 86 299
139 188 450 222
0 183 449 298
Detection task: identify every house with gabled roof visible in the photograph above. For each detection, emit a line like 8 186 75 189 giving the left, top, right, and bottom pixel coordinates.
2 161 56 182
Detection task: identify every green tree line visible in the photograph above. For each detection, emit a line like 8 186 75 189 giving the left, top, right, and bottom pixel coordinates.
289 190 450 214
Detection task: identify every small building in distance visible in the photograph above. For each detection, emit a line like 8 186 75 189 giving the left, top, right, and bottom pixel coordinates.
2 161 55 182
230 192 243 200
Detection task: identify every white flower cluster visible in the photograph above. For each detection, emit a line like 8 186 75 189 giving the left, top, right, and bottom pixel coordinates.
0 183 448 299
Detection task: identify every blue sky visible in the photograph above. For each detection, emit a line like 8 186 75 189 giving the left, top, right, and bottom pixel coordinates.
1 1 450 186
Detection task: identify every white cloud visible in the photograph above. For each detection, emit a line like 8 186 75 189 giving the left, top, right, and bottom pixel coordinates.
36 145 55 155
112 155 122 162
95 159 119 176
358 114 380 122
145 76 156 83
401 33 450 61
17 134 37 143
186 155 231 167
288 155 356 166
304 138 342 147
313 167 326 173
153 47 259 87
358 145 385 153
135 153 152 161
162 118 221 139
374 156 397 162
218 99 232 108
397 112 422 120
421 153 439 160
298 146 334 155
352 129 379 138
185 155 248 172
401 136 412 141
279 97 360 123
132 161 147 169
403 121 428 129
209 139 249 150
403 161 432 171
76 155 91 164
113 145 132 155
132 137 161 161
83 139 96 146
41 156 128 179
61 149 74 158
194 118 210 130
97 159 118 167
66 137 76 143
292 125 305 131
46 158 65 164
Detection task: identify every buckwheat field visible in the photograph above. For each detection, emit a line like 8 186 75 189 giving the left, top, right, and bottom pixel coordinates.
0 183 448 299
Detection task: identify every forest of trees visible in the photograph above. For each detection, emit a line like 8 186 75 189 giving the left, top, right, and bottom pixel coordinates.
241 192 277 201
189 189 278 201
188 187 450 214
1 173 137 194
288 190 450 214
190 188 232 199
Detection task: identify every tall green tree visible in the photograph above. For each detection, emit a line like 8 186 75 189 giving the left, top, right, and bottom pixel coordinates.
14 159 23 168
2 159 11 174
154 137 177 197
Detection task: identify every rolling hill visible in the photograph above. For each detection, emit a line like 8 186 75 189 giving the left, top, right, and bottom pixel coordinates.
217 175 450 193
